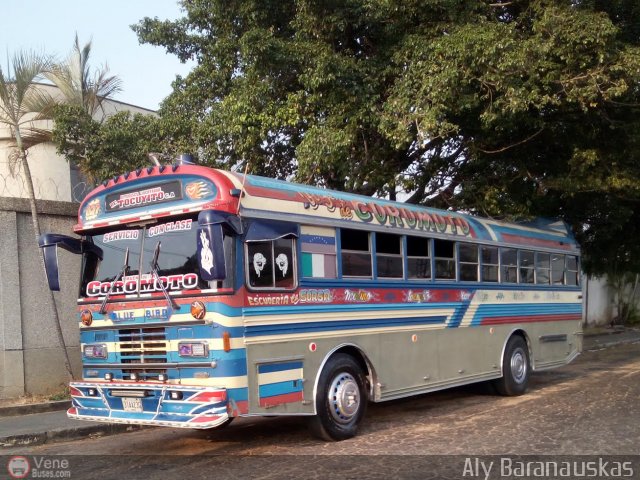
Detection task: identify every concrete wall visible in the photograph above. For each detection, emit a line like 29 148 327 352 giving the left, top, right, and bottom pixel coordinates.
0 197 81 399
583 275 613 327
583 274 640 327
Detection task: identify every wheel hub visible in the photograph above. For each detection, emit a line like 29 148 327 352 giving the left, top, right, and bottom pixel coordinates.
328 372 360 424
511 347 528 384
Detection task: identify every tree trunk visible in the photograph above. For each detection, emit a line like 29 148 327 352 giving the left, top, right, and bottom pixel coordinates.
15 128 74 381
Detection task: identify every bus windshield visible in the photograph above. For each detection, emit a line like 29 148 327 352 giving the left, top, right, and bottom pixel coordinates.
80 218 214 298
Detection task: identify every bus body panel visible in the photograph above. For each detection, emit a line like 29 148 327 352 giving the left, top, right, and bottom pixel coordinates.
53 165 582 430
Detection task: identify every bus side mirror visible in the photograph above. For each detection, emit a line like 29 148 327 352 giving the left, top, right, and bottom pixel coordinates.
38 234 102 291
197 225 226 281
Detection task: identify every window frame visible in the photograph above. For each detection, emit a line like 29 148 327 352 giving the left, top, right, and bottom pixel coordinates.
406 235 432 281
565 255 580 286
375 232 404 280
244 237 298 292
518 250 535 285
480 245 499 283
551 253 566 286
458 243 479 282
500 247 518 284
535 252 551 285
433 238 457 281
339 228 373 279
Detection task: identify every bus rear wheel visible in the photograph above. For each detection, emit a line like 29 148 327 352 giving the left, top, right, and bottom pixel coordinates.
494 335 530 396
308 353 367 441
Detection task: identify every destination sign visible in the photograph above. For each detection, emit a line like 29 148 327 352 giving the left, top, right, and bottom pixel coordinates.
105 180 183 212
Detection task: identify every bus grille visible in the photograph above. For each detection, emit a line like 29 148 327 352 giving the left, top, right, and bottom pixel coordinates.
117 327 168 380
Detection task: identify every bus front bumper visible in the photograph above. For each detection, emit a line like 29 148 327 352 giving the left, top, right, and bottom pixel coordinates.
68 381 229 429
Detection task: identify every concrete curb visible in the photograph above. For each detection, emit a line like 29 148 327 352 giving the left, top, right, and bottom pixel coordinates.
583 328 640 351
0 400 71 418
0 423 146 448
585 336 640 350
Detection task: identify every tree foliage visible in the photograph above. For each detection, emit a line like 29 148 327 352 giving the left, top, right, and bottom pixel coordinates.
52 0 640 275
52 105 165 182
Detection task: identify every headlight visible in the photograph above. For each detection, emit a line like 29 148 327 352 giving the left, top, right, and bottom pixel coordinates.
178 342 209 357
83 344 108 359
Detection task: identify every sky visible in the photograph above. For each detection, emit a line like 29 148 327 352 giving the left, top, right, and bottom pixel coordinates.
1 0 193 110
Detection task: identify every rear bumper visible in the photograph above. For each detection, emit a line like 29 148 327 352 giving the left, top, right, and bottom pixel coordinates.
68 381 229 429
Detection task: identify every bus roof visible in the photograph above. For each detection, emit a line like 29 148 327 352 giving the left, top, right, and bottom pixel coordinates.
75 165 578 253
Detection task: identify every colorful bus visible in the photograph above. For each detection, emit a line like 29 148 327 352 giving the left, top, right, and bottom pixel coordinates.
39 161 582 440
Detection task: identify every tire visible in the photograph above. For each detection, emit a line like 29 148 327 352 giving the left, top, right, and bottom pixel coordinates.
494 335 530 396
308 353 368 441
215 417 234 429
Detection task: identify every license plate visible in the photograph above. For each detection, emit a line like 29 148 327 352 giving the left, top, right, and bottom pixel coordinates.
122 397 143 412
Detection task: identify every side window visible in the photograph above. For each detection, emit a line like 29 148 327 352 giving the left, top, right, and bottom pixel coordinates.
248 242 273 288
376 233 403 279
519 250 535 284
434 239 456 280
247 238 296 289
566 255 579 286
407 236 431 279
551 254 565 285
481 246 499 282
341 229 372 278
536 252 551 285
501 248 518 283
458 243 478 281
274 238 295 288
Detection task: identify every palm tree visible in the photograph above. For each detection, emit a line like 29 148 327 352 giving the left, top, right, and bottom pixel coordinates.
0 50 74 380
47 35 123 187
46 34 122 117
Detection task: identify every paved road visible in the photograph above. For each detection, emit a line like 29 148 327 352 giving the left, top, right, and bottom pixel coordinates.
3 342 639 478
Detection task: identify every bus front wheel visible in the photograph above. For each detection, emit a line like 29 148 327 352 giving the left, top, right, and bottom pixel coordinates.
494 335 530 396
308 353 367 441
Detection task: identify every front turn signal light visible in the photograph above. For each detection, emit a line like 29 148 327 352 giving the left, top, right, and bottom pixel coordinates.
80 310 93 326
191 301 206 320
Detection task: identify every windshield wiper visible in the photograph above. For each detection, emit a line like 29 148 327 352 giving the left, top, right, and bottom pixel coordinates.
99 247 130 314
150 241 179 312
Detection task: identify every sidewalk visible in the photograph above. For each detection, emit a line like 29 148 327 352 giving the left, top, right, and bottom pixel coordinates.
1 327 639 449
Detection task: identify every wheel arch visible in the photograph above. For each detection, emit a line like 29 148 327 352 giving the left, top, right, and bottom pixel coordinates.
312 343 377 414
499 328 535 372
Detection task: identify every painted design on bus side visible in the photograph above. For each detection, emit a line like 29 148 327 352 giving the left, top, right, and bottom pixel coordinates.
108 308 170 322
147 219 193 237
247 293 299 306
84 198 101 221
185 180 213 199
299 289 333 303
460 291 473 301
253 253 267 277
300 192 472 236
405 290 433 303
86 273 199 296
106 181 182 212
103 230 139 243
343 289 377 303
301 193 353 219
199 230 214 275
275 254 289 276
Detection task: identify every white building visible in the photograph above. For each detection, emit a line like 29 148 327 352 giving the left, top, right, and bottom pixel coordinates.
0 83 155 203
